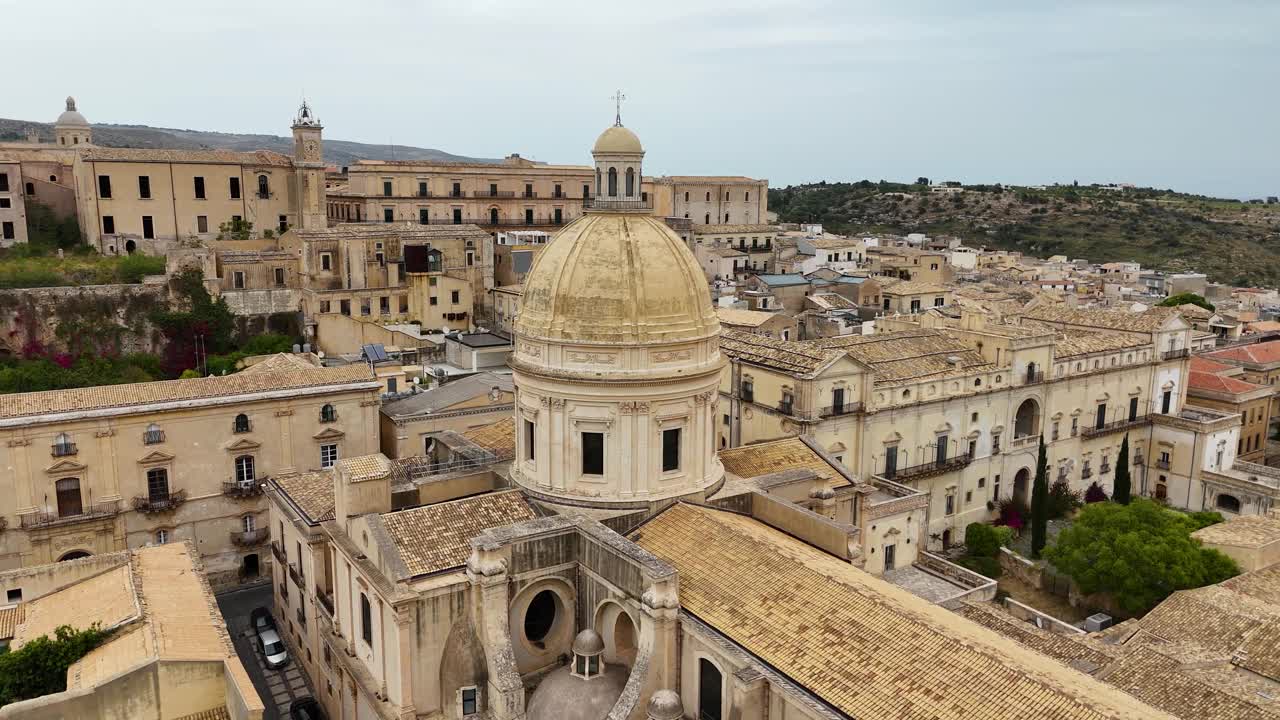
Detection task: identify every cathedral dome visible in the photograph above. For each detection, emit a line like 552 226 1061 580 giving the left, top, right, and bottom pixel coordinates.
55 97 88 127
514 213 718 347
525 663 628 720
593 125 642 154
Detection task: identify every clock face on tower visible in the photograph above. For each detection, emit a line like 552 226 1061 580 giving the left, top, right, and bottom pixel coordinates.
304 140 319 160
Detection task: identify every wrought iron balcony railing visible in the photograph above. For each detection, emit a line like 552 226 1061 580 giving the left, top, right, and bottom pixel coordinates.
131 490 187 514
19 501 120 530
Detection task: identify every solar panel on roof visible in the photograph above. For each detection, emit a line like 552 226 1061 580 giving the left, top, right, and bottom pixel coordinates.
362 344 389 363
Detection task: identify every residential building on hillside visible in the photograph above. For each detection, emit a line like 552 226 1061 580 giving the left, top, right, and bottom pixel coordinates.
1206 340 1280 432
1187 356 1274 464
0 158 28 246
0 98 89 222
689 223 776 273
490 283 523 336
880 279 953 313
714 307 797 340
0 354 380 587
717 304 1270 547
0 543 263 719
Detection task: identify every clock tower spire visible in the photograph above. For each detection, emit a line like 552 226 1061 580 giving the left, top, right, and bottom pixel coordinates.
291 100 326 231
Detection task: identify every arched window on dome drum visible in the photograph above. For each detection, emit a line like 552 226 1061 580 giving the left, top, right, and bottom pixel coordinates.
625 167 635 196
595 170 600 196
607 167 618 197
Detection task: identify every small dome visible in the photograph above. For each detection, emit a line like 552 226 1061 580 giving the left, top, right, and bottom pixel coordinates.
526 664 628 720
56 96 89 127
572 628 604 656
514 214 719 346
647 690 682 720
593 125 642 155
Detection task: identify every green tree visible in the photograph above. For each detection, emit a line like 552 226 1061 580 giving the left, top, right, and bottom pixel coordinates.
1044 499 1239 615
1114 434 1132 505
216 218 254 241
0 624 109 706
1157 293 1215 312
1030 436 1049 558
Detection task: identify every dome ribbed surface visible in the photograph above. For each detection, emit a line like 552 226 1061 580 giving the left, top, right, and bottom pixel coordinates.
515 213 718 345
593 126 642 154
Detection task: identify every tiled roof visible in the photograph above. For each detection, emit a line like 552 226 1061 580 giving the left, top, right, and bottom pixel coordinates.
1189 370 1270 396
718 438 840 482
1022 305 1183 333
1207 341 1280 366
810 329 993 386
1137 585 1280 660
274 470 336 523
654 176 763 184
719 329 844 376
80 147 293 166
461 416 516 458
806 237 862 249
807 293 856 311
691 224 776 234
0 604 26 640
953 602 1115 671
295 223 493 241
68 543 242 690
1177 303 1215 320
337 454 392 482
1050 330 1151 358
0 359 374 421
1192 515 1280 549
1101 646 1277 720
715 308 778 328
633 504 1171 720
379 491 535 578
882 280 951 296
703 247 746 258
1192 357 1238 374
14 565 138 649
173 709 231 720
1222 564 1280 606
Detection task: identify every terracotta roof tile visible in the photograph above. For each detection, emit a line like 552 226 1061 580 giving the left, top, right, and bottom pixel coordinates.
274 470 336 523
461 416 515 459
1189 371 1270 395
718 438 839 481
633 504 1173 720
719 329 843 376
1192 515 1280 549
715 308 778 328
1208 341 1280 366
0 361 374 421
1022 305 1183 333
379 491 535 577
0 604 26 640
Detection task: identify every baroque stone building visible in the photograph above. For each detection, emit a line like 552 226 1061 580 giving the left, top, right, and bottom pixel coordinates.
264 120 1175 720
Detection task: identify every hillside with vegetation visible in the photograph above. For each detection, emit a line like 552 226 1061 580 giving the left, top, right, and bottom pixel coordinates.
0 118 493 167
769 181 1280 286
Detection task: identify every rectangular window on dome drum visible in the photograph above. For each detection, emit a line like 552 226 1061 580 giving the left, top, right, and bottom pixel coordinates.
582 432 604 475
662 428 681 472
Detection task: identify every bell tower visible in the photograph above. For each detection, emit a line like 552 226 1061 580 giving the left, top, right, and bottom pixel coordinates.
291 101 327 231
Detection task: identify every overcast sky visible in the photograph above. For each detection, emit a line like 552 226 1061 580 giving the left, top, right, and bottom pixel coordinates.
5 0 1276 198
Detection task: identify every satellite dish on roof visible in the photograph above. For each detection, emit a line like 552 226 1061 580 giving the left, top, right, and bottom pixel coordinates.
441 325 450 334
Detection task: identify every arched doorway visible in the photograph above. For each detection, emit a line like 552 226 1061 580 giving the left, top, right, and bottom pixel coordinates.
241 553 259 579
698 658 723 720
1013 468 1030 504
58 550 91 562
124 239 137 254
1014 398 1040 438
524 590 557 649
612 611 636 666
942 529 952 549
489 207 499 224
1216 494 1242 514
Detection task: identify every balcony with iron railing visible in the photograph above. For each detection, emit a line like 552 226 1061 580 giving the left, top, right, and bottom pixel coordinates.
819 402 862 418
582 197 654 211
1010 433 1040 449
884 452 973 482
1082 467 1093 479
1156 458 1171 470
51 442 77 457
317 590 335 616
131 490 187 514
230 528 269 547
1081 415 1151 439
296 606 307 628
1022 370 1046 385
1162 348 1190 361
143 430 165 445
1100 463 1112 475
270 541 286 563
475 190 515 198
288 562 305 588
19 500 120 530
777 401 795 416
223 479 264 499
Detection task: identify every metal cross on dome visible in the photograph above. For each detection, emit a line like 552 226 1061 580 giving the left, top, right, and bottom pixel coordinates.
611 90 626 127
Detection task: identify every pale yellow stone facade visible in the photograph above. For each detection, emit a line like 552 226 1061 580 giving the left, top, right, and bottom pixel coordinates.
0 355 380 587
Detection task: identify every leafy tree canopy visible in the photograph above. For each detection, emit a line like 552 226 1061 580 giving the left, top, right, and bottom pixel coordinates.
1043 499 1237 615
0 625 109 706
1158 293 1215 312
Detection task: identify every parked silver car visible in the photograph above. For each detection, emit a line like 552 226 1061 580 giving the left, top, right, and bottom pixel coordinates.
257 626 289 670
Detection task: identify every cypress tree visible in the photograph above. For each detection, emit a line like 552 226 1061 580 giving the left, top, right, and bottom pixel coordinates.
1114 434 1132 505
1031 435 1050 559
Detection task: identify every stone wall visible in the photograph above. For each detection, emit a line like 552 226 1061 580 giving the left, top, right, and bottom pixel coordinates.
0 282 167 356
998 547 1045 589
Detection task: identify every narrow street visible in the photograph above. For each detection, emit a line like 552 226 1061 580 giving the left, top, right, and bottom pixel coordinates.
216 583 316 720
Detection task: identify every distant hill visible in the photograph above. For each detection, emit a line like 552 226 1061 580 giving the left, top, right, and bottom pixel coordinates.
0 118 495 167
769 181 1280 286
